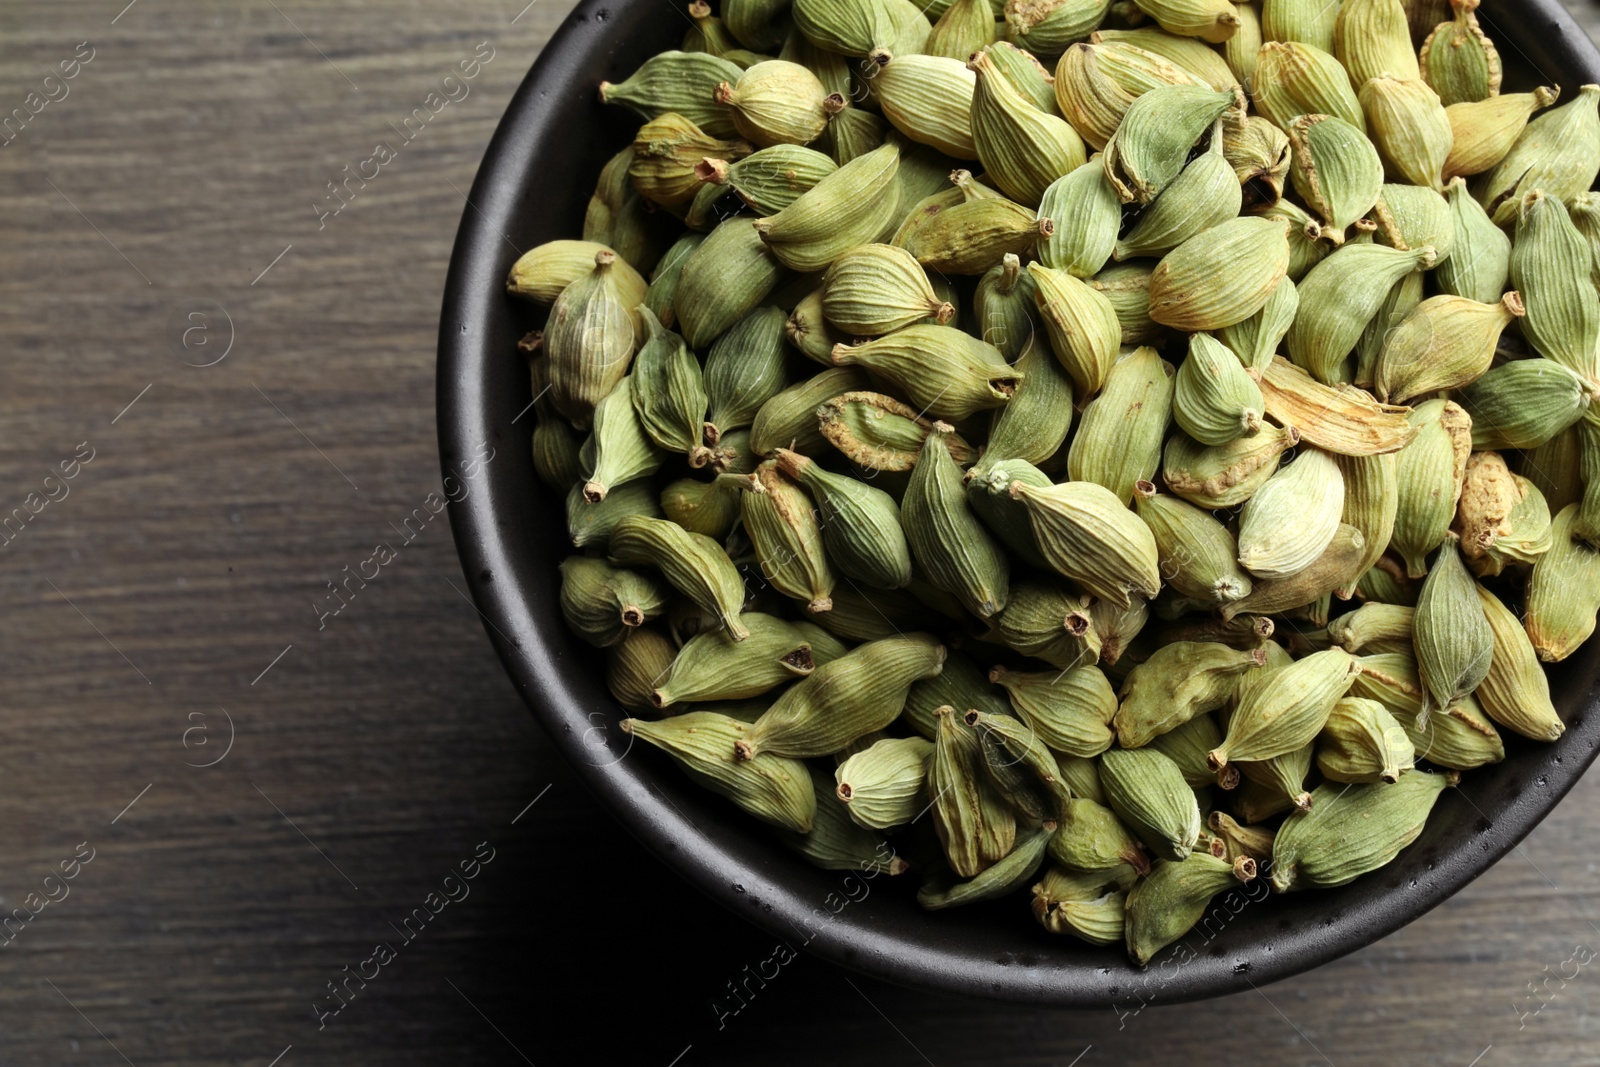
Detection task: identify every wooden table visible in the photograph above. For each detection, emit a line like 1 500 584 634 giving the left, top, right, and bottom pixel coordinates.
4 1 1600 1063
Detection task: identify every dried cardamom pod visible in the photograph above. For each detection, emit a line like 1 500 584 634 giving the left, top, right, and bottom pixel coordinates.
1236 738 1315 810
926 0 1001 59
1222 1 1263 85
1133 480 1254 603
1317 696 1415 783
1005 0 1115 60
1287 113 1385 238
1116 121 1241 260
1218 276 1298 373
1335 0 1420 89
1260 0 1337 52
753 141 902 272
782 765 909 874
1090 260 1165 344
1261 197 1334 280
872 53 981 159
973 254 1045 362
570 474 663 549
1446 87 1561 183
558 556 671 648
986 567 1099 661
659 473 744 540
1221 523 1369 620
1162 422 1300 508
1461 358 1595 451
919 825 1055 909
631 308 713 465
835 736 934 829
1350 653 1501 768
1511 190 1600 384
599 50 745 137
930 705 1017 877
1037 160 1123 277
1419 0 1499 106
748 366 869 456
905 426 1012 618
606 626 677 712
1100 746 1203 860
1334 452 1400 596
1125 852 1256 964
1525 505 1600 662
1069 345 1176 502
1352 270 1424 391
1034 875 1130 943
1287 242 1438 384
784 287 849 367
676 217 787 349
1115 642 1265 747
610 515 751 640
1222 115 1292 210
1374 292 1525 404
1092 27 1236 88
1461 458 1553 577
1055 39 1208 150
1147 215 1292 331
683 1 744 59
1009 478 1162 606
833 326 1020 421
1412 535 1493 717
1209 648 1361 768
1362 75 1452 191
1127 0 1240 42
1252 41 1365 133
702 307 789 445
1102 83 1240 204
1370 182 1455 258
643 233 705 330
991 663 1119 756
822 243 954 335
739 460 835 613
699 145 840 215
1480 84 1600 226
1434 177 1510 304
1030 261 1124 396
737 634 946 760
902 651 1011 739
653 613 819 707
969 49 1088 206
624 712 816 831
1145 713 1225 788
1173 332 1265 446
776 447 913 589
1207 810 1274 864
1390 399 1471 577
1474 584 1564 740
904 188 1049 274
508 239 649 307
546 251 640 429
1048 798 1150 878
582 376 667 504
1268 771 1453 891
816 390 979 470
1238 448 1345 579
630 113 754 208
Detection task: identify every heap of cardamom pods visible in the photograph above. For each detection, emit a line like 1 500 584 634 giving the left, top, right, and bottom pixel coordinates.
508 0 1600 966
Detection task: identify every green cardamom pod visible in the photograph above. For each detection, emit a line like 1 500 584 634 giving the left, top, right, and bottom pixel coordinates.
988 574 1101 664
508 239 649 308
610 515 751 640
1148 713 1225 788
816 390 980 471
1434 177 1509 304
1260 197 1333 280
1161 422 1299 508
1148 215 1292 331
974 254 1047 364
1390 399 1471 577
903 651 1012 739
1005 0 1114 60
737 633 946 760
545 250 641 429
1525 504 1600 662
1102 83 1240 204
872 53 981 158
784 286 848 367
969 48 1088 206
822 243 954 335
991 663 1119 755
1568 192 1600 293
1222 0 1262 85
1236 736 1315 810
833 325 1021 421
1116 122 1241 261
1133 479 1254 602
582 376 667 504
659 473 745 540
1419 0 1499 106
753 141 902 272
967 708 1074 807
1459 454 1553 576
559 556 671 648
1054 39 1208 151
1480 83 1600 225
714 59 845 147
622 712 816 832
1333 453 1399 597
700 144 840 215
1127 0 1240 42
1222 115 1292 211
1218 276 1298 374
905 188 1049 273
1090 594 1151 667
644 233 705 330
749 365 870 456
1260 0 1337 51
931 705 1018 877
1009 478 1162 606
1352 652 1503 768
1268 771 1453 891
703 307 790 444
528 350 585 494
966 460 1056 570
1411 535 1493 716
684 1 748 59
1577 419 1600 548
1173 332 1266 445
1523 424 1585 516
985 40 1064 115
1237 448 1346 578
906 426 1012 618
739 460 835 613
630 112 755 208
1094 27 1237 89
1474 583 1564 740
599 50 745 137
775 447 914 588
1461 358 1594 451
676 216 787 349
782 765 908 874
570 478 663 549
1252 41 1365 132
1375 292 1524 404
1208 648 1360 768
606 626 677 712
1124 856 1251 962
1089 260 1165 344
1445 84 1560 181
919 825 1055 909
1361 75 1452 190
1220 523 1368 620
1036 157 1126 275
1511 190 1600 384
585 146 674 274
927 0 1001 59
1287 242 1437 383
1100 746 1203 860
835 736 935 829
729 0 793 50
1370 183 1455 259
1317 696 1415 783
1116 642 1266 747
1048 797 1151 874
1287 113 1386 237
1030 261 1124 396
1335 0 1419 89
1067 345 1176 502
652 613 819 708
792 0 926 60
1352 269 1424 391
631 308 713 465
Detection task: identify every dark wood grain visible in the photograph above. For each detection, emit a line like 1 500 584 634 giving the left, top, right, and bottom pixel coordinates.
3 1 1600 1064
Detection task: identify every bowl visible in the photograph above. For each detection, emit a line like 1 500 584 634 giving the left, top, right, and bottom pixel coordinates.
438 0 1600 1005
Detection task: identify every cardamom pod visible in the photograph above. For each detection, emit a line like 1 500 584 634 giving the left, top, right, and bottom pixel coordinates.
1287 113 1386 237
1115 642 1265 747
1419 0 1499 106
791 0 928 60
1444 85 1559 180
1128 0 1240 43
610 515 751 640
508 239 649 308
1055 39 1208 150
931 705 1017 877
1461 358 1595 451
974 254 1048 365
1218 276 1298 373
835 736 934 829
1222 114 1292 210
606 626 677 712
545 251 641 429
631 307 713 465
1102 83 1240 204
1363 76 1452 189
992 663 1119 755
1133 479 1254 602
1069 345 1176 502
1474 583 1564 740
1093 27 1237 88
1317 696 1415 783
1252 41 1365 132
1411 534 1493 718
1125 852 1256 964
1352 270 1425 391
906 426 1012 618
1037 160 1123 277
599 50 745 137
1434 177 1510 304
904 187 1050 273
1116 121 1242 260
1287 242 1437 383
1148 713 1226 787
1351 652 1502 768
1525 504 1600 662
644 233 705 330
1268 771 1453 891
739 460 835 613
1334 452 1400 596
676 217 787 348
1030 261 1124 395
1161 422 1300 508
1090 260 1166 344
969 49 1088 206
653 613 820 707
559 556 671 647
1208 648 1360 768
630 112 755 207
776 447 914 588
1511 190 1600 384
816 390 979 470
753 141 902 272
1260 0 1337 52
919 825 1055 909
1148 215 1292 331
659 472 745 540
1335 0 1420 89
833 325 1021 420
700 144 840 215
986 567 1099 660
582 376 667 503
927 0 1001 59
1100 746 1203 860
1375 292 1525 403
703 307 790 445
623 712 816 831
1219 522 1369 620
1480 83 1600 226
1048 797 1150 876
748 365 869 456
1005 0 1115 59
1009 478 1162 606
1173 332 1265 446
822 243 954 335
1238 447 1345 579
872 53 981 158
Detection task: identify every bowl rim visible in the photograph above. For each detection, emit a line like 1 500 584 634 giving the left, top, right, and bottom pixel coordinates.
438 0 1600 1006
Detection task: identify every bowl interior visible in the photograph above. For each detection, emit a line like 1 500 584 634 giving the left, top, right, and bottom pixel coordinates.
438 0 1600 1005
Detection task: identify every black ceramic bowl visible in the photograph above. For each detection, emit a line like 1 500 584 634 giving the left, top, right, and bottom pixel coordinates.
439 2 1600 1004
